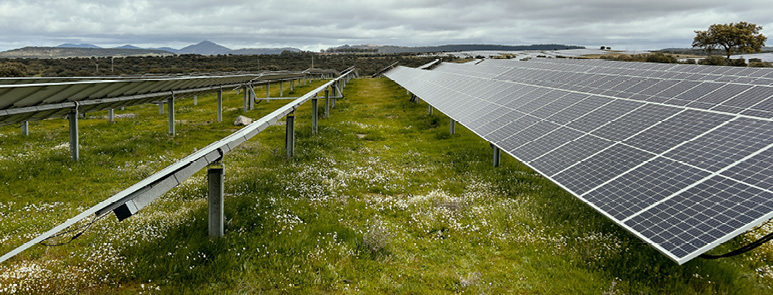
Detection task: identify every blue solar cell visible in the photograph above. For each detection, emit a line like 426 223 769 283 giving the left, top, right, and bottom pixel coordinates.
553 144 653 195
664 118 773 172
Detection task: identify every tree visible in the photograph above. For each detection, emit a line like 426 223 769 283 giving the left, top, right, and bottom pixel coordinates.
0 62 27 77
693 22 767 60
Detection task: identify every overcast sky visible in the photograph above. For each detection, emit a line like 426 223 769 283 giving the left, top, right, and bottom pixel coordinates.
1 0 772 52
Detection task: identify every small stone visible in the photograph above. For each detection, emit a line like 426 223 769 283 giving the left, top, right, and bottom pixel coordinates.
234 115 252 126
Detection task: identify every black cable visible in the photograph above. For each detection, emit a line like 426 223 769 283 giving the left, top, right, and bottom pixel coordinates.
699 230 773 259
39 213 110 247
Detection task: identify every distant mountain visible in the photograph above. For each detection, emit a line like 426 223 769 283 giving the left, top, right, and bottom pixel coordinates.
2 41 301 58
325 44 585 54
230 47 301 55
57 43 101 49
0 47 174 58
178 41 231 55
114 44 142 50
151 47 179 53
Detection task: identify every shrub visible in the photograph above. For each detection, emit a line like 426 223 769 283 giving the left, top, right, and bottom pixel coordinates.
749 61 773 67
730 58 748 67
0 62 27 77
362 219 393 254
644 52 677 63
699 55 728 66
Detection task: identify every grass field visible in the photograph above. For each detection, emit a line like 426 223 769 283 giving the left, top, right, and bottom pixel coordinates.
2 77 773 294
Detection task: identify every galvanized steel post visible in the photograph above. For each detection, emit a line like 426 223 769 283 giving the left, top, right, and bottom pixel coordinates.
324 89 330 118
217 89 223 122
108 109 114 123
428 105 433 115
285 113 295 158
243 86 248 112
69 108 79 161
450 119 456 135
312 98 318 134
168 94 175 136
207 162 224 239
158 103 164 114
249 85 255 110
492 144 500 167
280 81 284 97
194 95 197 106
266 82 270 98
21 121 28 136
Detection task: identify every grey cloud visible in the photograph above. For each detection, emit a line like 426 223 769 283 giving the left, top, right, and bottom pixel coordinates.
1 0 772 51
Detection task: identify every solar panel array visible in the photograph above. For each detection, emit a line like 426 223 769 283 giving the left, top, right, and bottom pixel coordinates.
0 71 313 126
385 59 773 264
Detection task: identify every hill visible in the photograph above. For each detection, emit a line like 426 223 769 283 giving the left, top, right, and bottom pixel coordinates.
178 41 232 55
230 47 302 55
325 44 585 54
0 47 174 58
57 43 101 49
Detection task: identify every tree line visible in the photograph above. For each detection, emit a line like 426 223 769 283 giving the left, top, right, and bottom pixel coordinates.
0 52 439 77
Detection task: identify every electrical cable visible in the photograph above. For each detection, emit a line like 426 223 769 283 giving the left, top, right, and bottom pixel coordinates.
39 213 110 247
699 229 773 259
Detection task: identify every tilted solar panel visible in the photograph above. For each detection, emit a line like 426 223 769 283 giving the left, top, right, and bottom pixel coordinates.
0 72 314 126
386 60 773 264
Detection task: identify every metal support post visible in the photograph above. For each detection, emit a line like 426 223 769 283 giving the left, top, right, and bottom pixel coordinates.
290 79 294 91
243 86 248 112
108 109 115 123
266 82 270 98
280 81 284 97
158 103 164 114
324 89 330 118
285 113 295 158
217 89 223 122
428 105 433 115
194 95 197 106
450 119 456 135
21 121 28 136
69 109 79 161
312 98 318 134
207 162 224 239
492 144 501 167
249 85 255 110
168 94 175 136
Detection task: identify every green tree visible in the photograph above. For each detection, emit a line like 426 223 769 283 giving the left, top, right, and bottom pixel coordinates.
692 22 767 60
0 62 27 77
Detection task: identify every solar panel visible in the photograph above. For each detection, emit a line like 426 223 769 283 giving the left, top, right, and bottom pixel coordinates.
0 72 314 126
386 59 773 264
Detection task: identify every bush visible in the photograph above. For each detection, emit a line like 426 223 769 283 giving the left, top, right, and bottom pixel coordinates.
730 58 747 67
602 53 676 63
362 219 393 254
645 52 677 63
0 62 27 77
699 55 727 66
749 61 773 67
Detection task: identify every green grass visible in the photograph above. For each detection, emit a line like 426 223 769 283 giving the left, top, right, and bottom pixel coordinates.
2 77 773 294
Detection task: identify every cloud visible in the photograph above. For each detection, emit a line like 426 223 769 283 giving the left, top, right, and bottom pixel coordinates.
1 0 772 51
